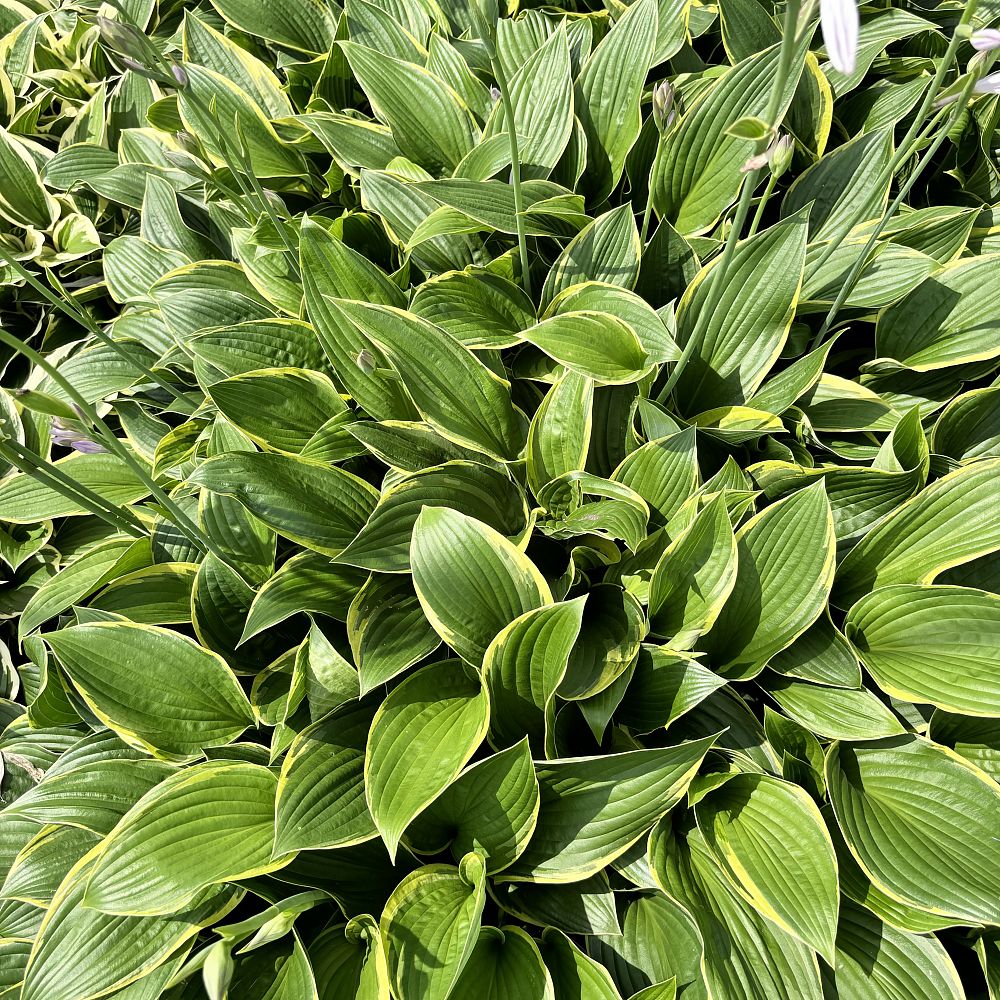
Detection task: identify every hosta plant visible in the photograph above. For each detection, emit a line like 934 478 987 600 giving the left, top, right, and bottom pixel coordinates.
1 0 1000 996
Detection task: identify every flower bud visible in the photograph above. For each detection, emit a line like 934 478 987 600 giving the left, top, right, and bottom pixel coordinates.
652 81 676 134
769 134 794 178
51 418 105 454
96 15 174 83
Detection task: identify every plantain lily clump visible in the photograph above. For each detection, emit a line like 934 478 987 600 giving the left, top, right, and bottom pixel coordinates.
3 0 1000 996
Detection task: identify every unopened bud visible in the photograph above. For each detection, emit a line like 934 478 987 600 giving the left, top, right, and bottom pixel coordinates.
769 134 794 178
202 941 234 1000
652 81 676 134
171 63 189 87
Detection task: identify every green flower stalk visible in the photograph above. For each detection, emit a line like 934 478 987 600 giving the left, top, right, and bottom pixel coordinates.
657 0 803 403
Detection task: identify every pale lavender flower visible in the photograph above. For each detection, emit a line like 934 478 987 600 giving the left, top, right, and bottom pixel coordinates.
821 0 860 74
971 29 1000 52
489 85 501 103
51 419 105 454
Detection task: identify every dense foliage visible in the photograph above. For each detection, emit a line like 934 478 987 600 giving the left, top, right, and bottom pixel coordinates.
1 0 1000 996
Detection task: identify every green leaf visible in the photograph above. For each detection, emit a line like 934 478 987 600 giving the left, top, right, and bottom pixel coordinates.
406 740 539 873
541 205 641 309
845 584 1000 717
18 537 139 639
762 674 905 741
556 584 644 701
348 574 441 693
540 928 621 1000
616 646 726 735
190 452 378 557
611 428 699 525
411 507 551 664
695 772 839 960
483 598 586 753
651 41 805 235
83 761 288 916
208 368 348 455
825 899 965 1000
519 311 650 385
190 319 328 381
726 116 772 140
485 27 573 179
45 622 253 761
449 926 552 1000
0 453 149 523
177 65 306 178
274 698 378 854
834 459 1000 607
783 129 893 241
699 482 836 679
876 255 1000 370
337 461 528 573
310 915 391 1000
648 494 738 646
22 863 239 1000
327 299 527 461
932 386 1000 462
527 372 594 493
242 554 367 641
411 269 534 350
503 737 715 882
650 822 823 1000
545 282 681 365
0 126 58 229
576 0 657 200
588 891 707 999
182 13 291 118
87 562 197 624
207 0 336 52
673 212 807 413
5 758 175 836
2 823 102 906
380 854 487 1000
767 613 862 687
365 659 489 859
827 735 1000 924
340 43 477 174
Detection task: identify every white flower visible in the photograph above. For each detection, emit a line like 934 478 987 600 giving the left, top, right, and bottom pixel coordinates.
974 71 1000 94
821 0 860 74
971 29 1000 52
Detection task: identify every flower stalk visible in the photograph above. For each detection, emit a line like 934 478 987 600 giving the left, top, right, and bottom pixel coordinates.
657 0 802 404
